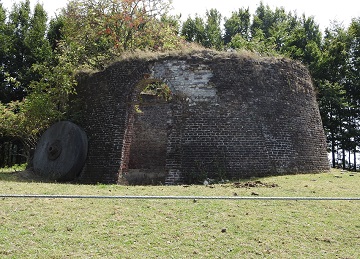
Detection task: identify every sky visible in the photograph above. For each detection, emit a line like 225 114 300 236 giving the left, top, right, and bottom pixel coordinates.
1 0 360 31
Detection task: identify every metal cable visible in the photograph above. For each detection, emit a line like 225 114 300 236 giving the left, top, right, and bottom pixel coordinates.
1 194 359 201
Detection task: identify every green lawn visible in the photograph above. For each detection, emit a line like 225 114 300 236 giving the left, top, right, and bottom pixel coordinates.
0 170 359 258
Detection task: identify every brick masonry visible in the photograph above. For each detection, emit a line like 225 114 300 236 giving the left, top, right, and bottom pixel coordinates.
73 50 330 184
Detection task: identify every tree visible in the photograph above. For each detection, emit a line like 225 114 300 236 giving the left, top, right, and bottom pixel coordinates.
60 0 182 69
0 1 52 103
282 15 322 70
47 14 66 51
344 18 360 170
247 3 297 55
181 15 206 45
0 3 9 102
204 9 223 50
251 2 289 40
316 23 352 169
317 80 348 168
228 27 277 55
0 1 69 161
223 8 251 45
128 14 184 52
347 19 360 110
181 9 223 50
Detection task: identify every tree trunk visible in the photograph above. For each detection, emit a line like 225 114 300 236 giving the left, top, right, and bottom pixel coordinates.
354 149 357 172
331 133 336 168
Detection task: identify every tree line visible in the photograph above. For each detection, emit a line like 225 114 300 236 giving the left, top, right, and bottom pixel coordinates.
0 0 359 170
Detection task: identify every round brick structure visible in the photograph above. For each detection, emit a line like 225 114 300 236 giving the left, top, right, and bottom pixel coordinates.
72 50 329 184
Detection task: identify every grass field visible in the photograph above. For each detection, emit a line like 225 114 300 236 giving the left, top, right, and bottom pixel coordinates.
0 169 359 258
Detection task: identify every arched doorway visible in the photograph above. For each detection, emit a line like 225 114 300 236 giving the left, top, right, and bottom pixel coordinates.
125 79 172 184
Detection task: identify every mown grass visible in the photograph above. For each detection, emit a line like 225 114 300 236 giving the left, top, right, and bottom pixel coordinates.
1 169 359 258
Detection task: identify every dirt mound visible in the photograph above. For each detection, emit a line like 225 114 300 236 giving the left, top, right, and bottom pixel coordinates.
233 180 279 188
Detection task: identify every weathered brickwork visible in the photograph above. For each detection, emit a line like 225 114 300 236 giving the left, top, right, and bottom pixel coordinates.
73 51 329 184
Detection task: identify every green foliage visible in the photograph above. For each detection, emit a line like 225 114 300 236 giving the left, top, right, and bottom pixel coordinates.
0 53 78 150
0 92 64 151
0 1 76 159
315 23 354 169
228 28 277 55
181 9 223 50
130 15 184 52
181 15 206 45
140 81 172 101
251 2 289 40
47 15 65 51
59 0 183 69
0 1 53 103
203 9 223 50
347 19 360 104
0 163 26 173
224 8 251 44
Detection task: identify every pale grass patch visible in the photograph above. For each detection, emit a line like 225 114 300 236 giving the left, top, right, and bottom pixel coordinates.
78 46 285 76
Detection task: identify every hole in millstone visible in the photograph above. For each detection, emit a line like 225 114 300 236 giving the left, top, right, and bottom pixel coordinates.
47 140 62 161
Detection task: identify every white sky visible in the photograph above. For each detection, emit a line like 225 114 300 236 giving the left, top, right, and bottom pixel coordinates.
1 0 360 31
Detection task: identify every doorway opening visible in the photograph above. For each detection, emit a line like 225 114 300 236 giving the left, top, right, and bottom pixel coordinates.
125 79 172 184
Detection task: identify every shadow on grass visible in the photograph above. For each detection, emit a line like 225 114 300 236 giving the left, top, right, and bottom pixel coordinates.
0 171 22 182
0 170 45 183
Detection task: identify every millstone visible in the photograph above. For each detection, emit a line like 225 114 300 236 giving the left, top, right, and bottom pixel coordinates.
33 121 88 181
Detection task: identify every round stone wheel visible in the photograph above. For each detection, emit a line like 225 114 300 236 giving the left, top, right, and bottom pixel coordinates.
33 121 88 181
